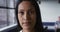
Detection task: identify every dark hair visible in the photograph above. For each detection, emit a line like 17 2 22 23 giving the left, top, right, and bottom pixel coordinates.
15 0 44 32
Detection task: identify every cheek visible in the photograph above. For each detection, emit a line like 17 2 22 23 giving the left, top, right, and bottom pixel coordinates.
18 14 23 26
31 13 36 20
32 16 36 21
31 14 36 25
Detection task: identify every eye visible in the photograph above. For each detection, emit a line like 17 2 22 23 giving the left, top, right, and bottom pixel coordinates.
28 11 34 15
18 11 24 15
28 7 35 15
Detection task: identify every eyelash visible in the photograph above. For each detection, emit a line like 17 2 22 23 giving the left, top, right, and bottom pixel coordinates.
18 11 24 15
28 11 33 14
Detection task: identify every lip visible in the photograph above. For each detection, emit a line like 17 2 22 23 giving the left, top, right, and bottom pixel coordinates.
23 22 31 25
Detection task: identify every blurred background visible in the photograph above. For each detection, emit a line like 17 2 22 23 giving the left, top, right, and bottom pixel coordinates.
0 0 60 32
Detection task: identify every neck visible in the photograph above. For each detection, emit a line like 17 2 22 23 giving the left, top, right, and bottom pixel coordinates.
23 29 35 32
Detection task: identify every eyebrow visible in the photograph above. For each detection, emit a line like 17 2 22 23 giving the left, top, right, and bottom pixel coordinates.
18 9 24 12
28 6 35 10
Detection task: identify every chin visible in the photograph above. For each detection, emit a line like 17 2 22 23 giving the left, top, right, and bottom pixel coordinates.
23 26 31 30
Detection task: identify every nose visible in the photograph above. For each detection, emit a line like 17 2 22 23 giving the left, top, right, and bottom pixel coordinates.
23 12 30 20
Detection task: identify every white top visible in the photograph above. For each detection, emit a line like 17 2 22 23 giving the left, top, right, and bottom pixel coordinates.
20 30 22 32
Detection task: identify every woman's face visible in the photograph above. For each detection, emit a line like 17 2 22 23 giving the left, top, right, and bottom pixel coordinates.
18 1 36 30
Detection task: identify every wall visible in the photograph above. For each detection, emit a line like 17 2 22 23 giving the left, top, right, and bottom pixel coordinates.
40 1 60 22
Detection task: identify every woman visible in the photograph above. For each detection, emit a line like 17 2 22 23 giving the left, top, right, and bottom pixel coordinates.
15 0 44 32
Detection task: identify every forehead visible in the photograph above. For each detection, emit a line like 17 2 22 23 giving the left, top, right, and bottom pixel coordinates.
19 1 32 6
18 1 34 10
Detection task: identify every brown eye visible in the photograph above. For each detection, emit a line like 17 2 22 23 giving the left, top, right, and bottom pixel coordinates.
30 11 33 14
28 11 33 15
20 12 24 15
28 7 35 15
18 11 24 15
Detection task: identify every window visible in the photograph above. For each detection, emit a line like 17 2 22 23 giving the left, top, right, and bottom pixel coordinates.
0 0 17 31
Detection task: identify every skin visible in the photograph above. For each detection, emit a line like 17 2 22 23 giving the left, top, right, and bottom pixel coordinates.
18 1 36 32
